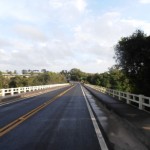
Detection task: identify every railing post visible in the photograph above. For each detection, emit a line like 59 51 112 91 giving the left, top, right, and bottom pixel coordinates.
1 89 5 97
126 92 130 104
24 87 26 93
118 91 121 100
11 88 14 95
108 89 111 95
139 95 143 110
33 87 35 91
28 87 31 92
112 90 115 97
18 87 21 94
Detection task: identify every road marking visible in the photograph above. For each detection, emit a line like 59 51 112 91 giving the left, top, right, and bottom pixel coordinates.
0 85 75 137
81 86 109 150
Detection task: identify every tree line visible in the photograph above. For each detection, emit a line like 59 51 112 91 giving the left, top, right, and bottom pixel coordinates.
61 67 132 92
0 72 67 89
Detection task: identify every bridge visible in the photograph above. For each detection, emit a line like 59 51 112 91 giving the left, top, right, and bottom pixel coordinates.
0 83 150 150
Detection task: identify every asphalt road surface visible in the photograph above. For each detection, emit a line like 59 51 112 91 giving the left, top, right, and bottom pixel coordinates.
0 84 105 150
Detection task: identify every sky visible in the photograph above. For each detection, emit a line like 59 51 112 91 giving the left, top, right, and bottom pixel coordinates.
0 0 150 73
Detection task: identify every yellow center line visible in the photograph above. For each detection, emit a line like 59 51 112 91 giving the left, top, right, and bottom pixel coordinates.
0 85 75 137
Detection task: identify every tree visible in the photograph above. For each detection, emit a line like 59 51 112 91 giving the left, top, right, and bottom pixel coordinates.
9 76 23 88
60 70 70 82
0 71 3 88
115 30 150 96
108 66 131 91
0 71 9 88
14 70 17 74
69 68 85 81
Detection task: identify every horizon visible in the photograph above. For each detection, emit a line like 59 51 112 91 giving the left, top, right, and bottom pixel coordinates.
0 68 100 74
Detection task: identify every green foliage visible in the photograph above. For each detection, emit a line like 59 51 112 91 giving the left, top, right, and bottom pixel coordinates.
0 71 9 88
86 66 132 92
9 76 29 88
0 72 67 88
115 30 150 96
69 68 87 81
0 67 132 94
108 66 132 91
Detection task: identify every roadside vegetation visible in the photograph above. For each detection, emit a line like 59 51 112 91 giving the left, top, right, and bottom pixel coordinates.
0 72 66 89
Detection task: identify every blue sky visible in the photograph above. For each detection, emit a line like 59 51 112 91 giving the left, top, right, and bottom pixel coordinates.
0 0 150 73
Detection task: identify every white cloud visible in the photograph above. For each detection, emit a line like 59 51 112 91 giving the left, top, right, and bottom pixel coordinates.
121 19 150 33
48 0 88 24
0 38 12 47
139 0 150 4
75 0 87 12
0 0 38 22
48 0 63 9
49 0 87 12
14 25 47 42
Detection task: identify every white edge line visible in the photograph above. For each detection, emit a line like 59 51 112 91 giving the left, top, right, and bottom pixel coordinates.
81 85 109 150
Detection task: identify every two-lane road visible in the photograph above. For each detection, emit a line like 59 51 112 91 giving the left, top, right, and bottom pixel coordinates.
0 84 107 150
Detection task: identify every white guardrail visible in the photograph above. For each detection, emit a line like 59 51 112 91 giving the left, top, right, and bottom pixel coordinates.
86 84 150 112
0 83 69 97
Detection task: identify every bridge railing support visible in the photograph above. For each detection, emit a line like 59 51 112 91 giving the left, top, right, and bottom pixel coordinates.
0 83 69 97
85 84 150 113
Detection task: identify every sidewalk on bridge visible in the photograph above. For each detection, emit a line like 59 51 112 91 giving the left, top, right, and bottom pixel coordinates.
84 85 150 148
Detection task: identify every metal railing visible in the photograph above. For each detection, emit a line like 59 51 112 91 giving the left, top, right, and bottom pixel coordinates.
0 83 69 97
86 84 150 112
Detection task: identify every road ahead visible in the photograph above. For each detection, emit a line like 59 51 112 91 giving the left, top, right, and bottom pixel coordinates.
0 84 104 150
